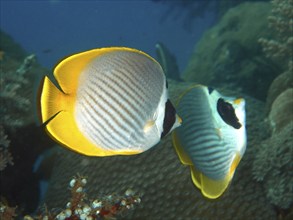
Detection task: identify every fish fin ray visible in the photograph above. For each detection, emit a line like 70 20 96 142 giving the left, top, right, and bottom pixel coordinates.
40 76 67 123
190 166 231 199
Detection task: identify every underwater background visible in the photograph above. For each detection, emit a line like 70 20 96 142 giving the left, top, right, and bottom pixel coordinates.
0 0 292 219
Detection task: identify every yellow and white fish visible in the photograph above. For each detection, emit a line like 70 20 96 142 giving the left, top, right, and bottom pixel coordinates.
172 85 246 199
39 47 181 156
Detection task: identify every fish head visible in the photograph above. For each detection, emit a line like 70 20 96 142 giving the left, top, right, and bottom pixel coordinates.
211 90 247 163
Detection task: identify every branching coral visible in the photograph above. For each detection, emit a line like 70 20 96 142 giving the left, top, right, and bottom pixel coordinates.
258 0 293 71
0 201 17 220
0 54 35 171
22 174 141 220
253 0 293 211
0 54 35 128
0 125 13 171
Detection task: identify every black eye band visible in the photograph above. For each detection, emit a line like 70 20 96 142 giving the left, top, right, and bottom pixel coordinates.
161 99 176 138
217 98 242 129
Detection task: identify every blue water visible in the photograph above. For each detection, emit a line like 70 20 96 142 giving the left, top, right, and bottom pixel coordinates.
0 0 214 72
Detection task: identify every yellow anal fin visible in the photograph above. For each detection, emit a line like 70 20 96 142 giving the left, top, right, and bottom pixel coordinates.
229 153 241 176
45 110 119 157
190 166 232 199
172 132 193 165
190 166 202 190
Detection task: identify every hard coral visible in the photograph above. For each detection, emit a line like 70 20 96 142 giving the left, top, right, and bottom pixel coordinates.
44 81 277 220
253 1 293 210
253 122 293 209
268 88 293 134
265 65 293 113
259 0 293 64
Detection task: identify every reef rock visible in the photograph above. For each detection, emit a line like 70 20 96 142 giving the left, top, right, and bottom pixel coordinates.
183 2 278 101
266 70 293 114
268 88 293 134
44 81 277 220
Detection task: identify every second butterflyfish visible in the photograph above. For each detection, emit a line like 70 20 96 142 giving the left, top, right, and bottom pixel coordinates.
39 47 182 156
172 85 246 199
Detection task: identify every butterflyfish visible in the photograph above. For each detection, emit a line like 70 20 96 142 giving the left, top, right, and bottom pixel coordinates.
39 47 182 156
172 85 246 199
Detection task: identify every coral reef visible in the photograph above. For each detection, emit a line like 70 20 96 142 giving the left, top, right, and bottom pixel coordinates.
43 81 277 220
182 2 277 101
268 88 293 134
0 30 51 214
0 125 13 171
0 30 27 61
259 0 293 110
0 174 140 220
252 0 293 211
0 200 17 220
266 68 293 113
0 53 35 171
258 0 293 69
252 122 293 209
0 54 35 128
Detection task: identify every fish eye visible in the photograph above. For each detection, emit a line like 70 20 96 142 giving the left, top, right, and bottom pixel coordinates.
217 98 242 129
161 99 176 138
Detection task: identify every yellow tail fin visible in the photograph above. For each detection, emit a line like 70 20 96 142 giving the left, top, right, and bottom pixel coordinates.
39 76 123 156
39 76 67 123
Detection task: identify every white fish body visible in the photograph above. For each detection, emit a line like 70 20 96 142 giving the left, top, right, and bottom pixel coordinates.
172 85 246 199
39 47 181 156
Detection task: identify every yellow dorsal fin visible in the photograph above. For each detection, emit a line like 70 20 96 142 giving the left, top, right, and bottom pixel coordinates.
53 47 159 94
172 132 193 165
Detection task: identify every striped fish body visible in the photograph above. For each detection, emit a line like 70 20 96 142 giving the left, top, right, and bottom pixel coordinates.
172 85 246 199
39 47 181 156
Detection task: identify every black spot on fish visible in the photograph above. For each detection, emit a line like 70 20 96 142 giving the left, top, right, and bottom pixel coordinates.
166 79 168 88
217 98 242 129
161 99 176 138
208 87 214 94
